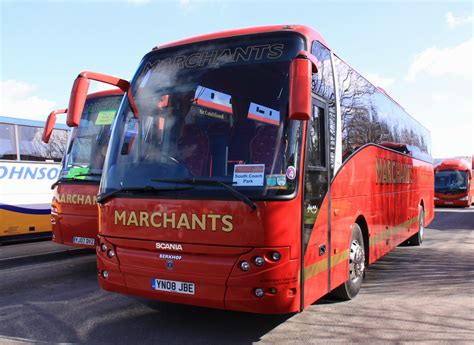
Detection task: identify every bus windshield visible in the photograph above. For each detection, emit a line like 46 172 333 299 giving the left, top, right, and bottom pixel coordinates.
62 95 122 181
435 170 468 192
102 33 305 200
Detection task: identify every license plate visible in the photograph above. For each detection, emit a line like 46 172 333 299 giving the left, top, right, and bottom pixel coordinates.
152 278 195 295
444 201 453 205
73 236 95 246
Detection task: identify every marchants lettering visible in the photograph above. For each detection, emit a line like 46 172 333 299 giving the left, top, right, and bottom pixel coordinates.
375 157 413 185
57 194 97 205
114 210 234 233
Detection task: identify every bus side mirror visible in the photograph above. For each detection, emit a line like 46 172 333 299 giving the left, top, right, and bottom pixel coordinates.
67 77 90 127
43 108 67 143
289 52 318 121
67 71 136 127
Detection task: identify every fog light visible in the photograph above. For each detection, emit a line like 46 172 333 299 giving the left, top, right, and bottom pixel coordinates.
271 251 281 261
107 249 115 258
102 270 109 279
254 256 265 267
254 288 264 298
240 261 250 271
100 244 107 252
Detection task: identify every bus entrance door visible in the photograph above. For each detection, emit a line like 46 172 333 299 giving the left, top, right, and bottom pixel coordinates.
301 99 330 309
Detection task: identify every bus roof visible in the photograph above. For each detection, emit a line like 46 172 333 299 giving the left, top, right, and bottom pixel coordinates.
87 89 124 99
0 116 69 130
154 24 329 51
435 158 471 172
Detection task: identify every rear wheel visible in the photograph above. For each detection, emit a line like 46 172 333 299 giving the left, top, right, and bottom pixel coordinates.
406 206 424 246
331 223 365 300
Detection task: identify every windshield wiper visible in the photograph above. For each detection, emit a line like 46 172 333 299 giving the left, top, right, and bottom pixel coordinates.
150 178 257 211
97 185 193 204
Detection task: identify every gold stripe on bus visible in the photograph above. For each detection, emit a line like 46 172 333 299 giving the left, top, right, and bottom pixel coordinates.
304 258 327 280
331 249 349 268
304 249 349 281
304 215 419 282
369 216 418 246
304 217 418 280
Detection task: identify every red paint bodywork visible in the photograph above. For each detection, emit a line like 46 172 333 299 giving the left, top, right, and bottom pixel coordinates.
51 183 99 247
95 25 434 314
51 89 124 248
434 158 473 207
303 146 434 307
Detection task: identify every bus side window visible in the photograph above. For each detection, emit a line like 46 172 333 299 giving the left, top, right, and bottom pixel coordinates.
18 125 48 162
48 128 68 162
307 105 326 168
0 123 18 160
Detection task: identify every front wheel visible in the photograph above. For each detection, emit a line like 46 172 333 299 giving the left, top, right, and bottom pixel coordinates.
331 223 365 300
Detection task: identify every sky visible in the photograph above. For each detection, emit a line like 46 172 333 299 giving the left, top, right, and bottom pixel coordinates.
0 0 472 159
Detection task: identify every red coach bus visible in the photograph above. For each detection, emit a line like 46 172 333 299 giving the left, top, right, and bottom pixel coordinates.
434 158 473 207
67 25 433 313
43 90 124 247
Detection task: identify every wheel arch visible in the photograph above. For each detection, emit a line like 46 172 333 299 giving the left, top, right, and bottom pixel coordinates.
355 214 369 266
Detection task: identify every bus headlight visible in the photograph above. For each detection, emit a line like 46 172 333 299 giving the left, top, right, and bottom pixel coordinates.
254 288 264 298
240 261 250 271
270 251 281 261
107 249 115 258
100 244 107 252
254 256 265 267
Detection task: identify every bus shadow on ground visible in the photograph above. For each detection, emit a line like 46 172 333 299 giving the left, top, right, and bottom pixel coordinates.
361 244 473 296
87 300 293 344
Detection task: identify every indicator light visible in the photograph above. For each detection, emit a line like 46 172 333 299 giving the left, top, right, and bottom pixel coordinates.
254 256 265 267
254 288 264 298
271 251 281 261
240 261 250 271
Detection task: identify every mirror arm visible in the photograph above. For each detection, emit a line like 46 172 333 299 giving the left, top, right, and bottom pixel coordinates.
42 108 67 143
295 50 319 73
78 71 139 119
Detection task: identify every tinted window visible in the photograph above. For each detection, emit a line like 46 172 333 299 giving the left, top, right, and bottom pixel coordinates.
0 123 17 160
435 170 468 191
311 41 336 173
333 55 431 162
307 104 325 167
102 33 305 199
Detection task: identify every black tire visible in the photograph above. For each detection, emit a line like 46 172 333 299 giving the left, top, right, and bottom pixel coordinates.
406 206 424 246
331 223 365 300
